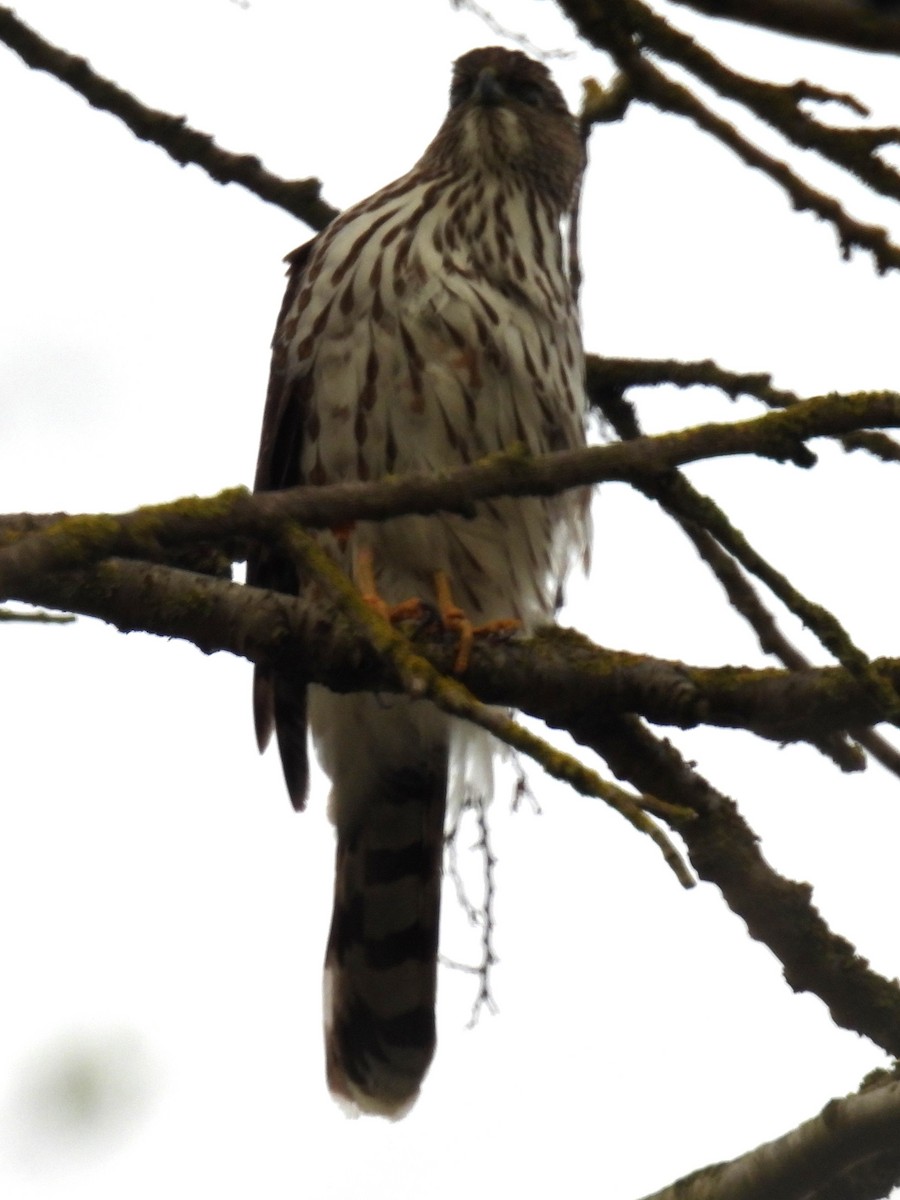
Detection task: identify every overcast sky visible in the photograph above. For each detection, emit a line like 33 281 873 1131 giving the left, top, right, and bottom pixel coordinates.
2 2 900 1198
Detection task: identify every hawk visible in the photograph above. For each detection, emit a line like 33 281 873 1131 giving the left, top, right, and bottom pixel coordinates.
249 46 588 1117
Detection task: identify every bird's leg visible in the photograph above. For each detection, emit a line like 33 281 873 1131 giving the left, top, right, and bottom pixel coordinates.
354 546 427 623
434 570 524 674
434 570 474 674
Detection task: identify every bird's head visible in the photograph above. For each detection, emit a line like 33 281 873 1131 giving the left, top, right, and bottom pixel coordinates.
427 46 584 212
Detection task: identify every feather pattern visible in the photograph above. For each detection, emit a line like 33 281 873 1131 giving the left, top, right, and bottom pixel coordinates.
249 46 589 1115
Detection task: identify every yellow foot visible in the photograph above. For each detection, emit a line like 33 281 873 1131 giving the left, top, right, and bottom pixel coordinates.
433 572 523 674
472 618 522 639
355 547 427 625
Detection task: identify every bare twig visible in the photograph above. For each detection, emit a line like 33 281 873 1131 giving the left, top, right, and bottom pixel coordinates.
587 353 802 407
443 796 500 1026
450 0 572 59
0 606 75 624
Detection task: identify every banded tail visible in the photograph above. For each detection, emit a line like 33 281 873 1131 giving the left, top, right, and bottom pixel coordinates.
324 755 448 1117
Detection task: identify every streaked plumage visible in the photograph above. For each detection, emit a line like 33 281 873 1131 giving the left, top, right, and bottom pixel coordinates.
249 46 588 1117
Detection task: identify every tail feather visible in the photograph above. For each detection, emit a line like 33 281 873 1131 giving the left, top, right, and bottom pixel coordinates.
324 760 447 1117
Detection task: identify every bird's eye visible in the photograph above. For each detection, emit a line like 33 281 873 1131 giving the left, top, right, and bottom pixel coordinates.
509 80 544 108
449 80 473 109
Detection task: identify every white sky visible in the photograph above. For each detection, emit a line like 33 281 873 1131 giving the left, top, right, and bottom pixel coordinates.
2 1 900 1197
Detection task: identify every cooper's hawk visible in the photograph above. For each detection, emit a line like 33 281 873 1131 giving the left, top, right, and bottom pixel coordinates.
249 46 588 1117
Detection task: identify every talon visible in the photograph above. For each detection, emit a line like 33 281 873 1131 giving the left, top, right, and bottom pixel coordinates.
472 618 523 640
354 547 427 626
449 615 475 674
434 572 524 673
388 597 429 623
433 571 474 673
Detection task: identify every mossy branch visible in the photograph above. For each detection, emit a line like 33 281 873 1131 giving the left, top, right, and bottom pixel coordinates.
278 525 695 888
11 546 900 1061
2 390 900 591
589 386 900 770
6 546 900 754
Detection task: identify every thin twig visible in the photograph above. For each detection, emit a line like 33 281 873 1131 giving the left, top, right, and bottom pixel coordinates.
443 796 500 1026
0 607 75 624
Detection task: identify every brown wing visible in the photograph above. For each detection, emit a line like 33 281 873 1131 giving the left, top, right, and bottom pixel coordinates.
248 238 317 811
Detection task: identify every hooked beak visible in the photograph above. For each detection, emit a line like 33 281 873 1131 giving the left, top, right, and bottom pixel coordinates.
472 68 505 107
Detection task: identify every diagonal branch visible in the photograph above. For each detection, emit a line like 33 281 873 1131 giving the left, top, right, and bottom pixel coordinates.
589 385 888 772
638 1075 900 1200
11 545 900 1164
0 6 338 231
590 387 900 729
666 523 900 777
606 0 900 204
558 0 900 272
573 714 900 1061
278 525 694 885
665 0 900 56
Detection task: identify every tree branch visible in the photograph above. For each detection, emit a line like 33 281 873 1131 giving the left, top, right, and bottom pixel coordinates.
6 548 696 881
587 353 803 408
559 0 900 272
572 715 900 1063
2 390 899 588
666 0 900 56
3 392 898 735
277 524 695 884
0 6 338 230
638 1075 900 1200
607 0 900 205
586 355 900 462
5 547 900 752
589 386 872 773
9 553 900 1060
